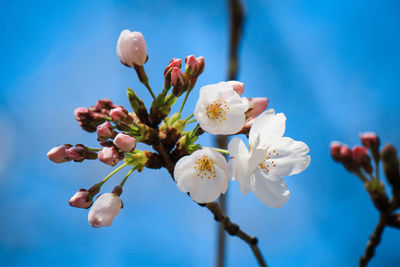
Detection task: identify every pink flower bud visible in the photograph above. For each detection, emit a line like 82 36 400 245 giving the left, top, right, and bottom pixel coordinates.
97 121 115 141
110 106 128 122
164 58 182 77
47 145 72 163
227 81 245 96
330 141 342 162
96 99 116 110
171 67 184 87
88 193 122 228
340 145 352 160
185 55 205 77
65 144 88 162
98 146 123 166
360 132 380 150
113 133 137 152
116 29 147 67
352 146 373 173
74 107 90 121
246 98 269 119
69 189 93 209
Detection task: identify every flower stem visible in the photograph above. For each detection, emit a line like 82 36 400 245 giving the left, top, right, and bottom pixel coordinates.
119 167 136 188
98 162 128 187
184 113 194 122
134 65 156 99
374 159 380 180
179 89 191 114
143 80 156 100
356 170 368 183
205 147 230 154
186 119 197 124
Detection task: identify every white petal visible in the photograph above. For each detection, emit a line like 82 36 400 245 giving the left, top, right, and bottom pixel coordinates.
174 154 196 183
174 148 230 203
252 169 290 208
265 137 311 177
228 138 252 195
88 193 122 228
189 164 229 203
249 109 286 148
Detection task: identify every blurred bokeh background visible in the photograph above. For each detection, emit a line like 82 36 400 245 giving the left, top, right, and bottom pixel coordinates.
1 0 400 266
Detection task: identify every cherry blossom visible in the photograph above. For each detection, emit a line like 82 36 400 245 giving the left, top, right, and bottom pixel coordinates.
194 82 249 135
228 109 310 208
174 148 229 203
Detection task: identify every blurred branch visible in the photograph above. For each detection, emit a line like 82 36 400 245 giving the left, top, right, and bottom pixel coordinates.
359 189 400 267
216 0 245 267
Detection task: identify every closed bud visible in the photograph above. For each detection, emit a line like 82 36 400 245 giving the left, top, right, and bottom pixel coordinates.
65 144 88 162
330 142 358 172
96 99 116 110
361 132 380 149
360 132 380 161
88 193 122 228
74 107 107 132
352 146 373 174
164 58 182 77
185 55 205 77
74 107 91 122
97 121 115 141
98 146 124 166
365 179 390 212
245 98 269 119
227 81 245 96
381 144 400 189
330 141 343 162
171 67 186 96
110 106 132 123
69 189 93 209
116 29 147 67
47 145 72 163
113 133 137 152
171 67 184 87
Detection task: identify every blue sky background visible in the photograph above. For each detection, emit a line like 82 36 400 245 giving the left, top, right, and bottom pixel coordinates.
1 0 400 266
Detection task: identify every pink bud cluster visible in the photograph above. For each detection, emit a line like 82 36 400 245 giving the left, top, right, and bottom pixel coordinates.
163 55 205 97
330 132 380 174
74 99 117 132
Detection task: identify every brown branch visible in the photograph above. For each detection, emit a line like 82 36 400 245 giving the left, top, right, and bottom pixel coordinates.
359 194 399 267
387 212 400 229
216 0 246 266
207 202 267 267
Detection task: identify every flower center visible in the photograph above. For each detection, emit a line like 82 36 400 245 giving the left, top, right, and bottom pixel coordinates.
207 99 229 122
257 150 279 173
193 156 216 179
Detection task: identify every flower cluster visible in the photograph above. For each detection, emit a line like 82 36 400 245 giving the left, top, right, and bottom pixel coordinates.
48 29 310 228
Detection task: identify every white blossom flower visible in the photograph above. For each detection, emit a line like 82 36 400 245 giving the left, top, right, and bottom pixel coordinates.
228 109 310 208
116 29 147 67
88 193 122 228
174 148 229 203
194 82 249 135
